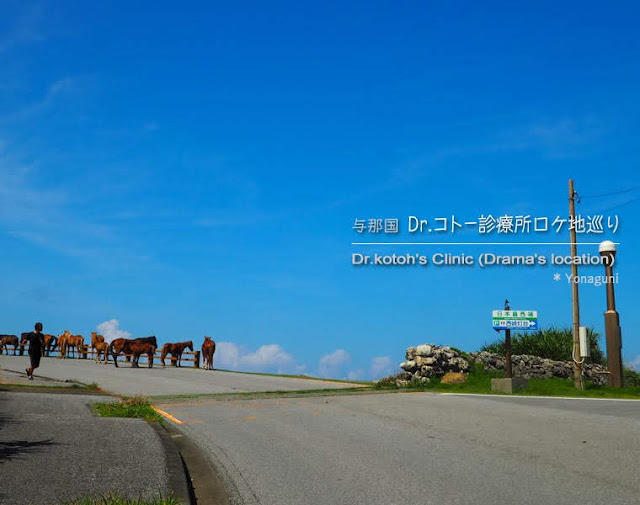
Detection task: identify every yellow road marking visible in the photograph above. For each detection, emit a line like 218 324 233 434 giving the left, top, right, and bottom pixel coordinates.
243 416 256 420
152 407 184 425
154 402 200 407
312 412 321 416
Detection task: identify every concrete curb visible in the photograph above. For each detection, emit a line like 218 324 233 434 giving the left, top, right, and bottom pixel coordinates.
162 422 231 505
0 384 110 395
151 422 194 505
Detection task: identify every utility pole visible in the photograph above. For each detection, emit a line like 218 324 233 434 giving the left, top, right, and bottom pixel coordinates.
504 299 512 378
568 179 582 389
599 241 624 387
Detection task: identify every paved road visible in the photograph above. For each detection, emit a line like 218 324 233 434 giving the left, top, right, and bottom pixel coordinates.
0 355 358 396
0 391 171 505
155 392 640 505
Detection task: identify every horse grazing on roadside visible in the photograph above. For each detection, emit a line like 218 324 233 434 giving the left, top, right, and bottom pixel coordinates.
90 332 105 351
60 331 84 358
201 336 216 370
0 335 19 355
43 334 57 356
94 341 109 364
160 340 193 367
108 336 157 368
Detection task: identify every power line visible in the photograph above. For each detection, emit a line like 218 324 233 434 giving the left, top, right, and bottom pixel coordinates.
597 194 640 214
580 184 640 199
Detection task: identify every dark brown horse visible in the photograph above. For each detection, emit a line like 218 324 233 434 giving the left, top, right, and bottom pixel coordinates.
0 335 19 355
160 340 193 367
20 332 33 355
130 342 156 368
201 336 216 370
108 336 157 368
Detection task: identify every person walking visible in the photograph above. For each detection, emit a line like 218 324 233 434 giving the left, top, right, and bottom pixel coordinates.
25 322 45 380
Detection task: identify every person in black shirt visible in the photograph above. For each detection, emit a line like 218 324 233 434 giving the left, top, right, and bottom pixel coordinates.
25 322 45 380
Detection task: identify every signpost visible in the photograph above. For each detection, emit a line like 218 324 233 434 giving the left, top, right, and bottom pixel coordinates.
490 300 538 392
492 310 538 331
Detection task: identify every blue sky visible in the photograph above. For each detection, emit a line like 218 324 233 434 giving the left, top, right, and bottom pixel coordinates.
1 1 639 379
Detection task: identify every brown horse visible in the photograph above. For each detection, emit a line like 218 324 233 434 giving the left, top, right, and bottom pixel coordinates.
57 332 67 358
160 340 193 367
60 331 84 358
91 332 105 351
43 334 57 356
201 336 216 370
94 341 109 363
108 336 157 368
130 342 156 368
0 335 19 355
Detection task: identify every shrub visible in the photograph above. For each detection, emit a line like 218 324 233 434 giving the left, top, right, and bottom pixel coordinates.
374 376 398 389
481 326 605 365
624 367 640 387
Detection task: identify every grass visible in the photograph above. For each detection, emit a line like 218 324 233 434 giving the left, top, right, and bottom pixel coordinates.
64 494 182 505
151 386 380 402
214 368 372 385
93 396 162 422
375 364 640 399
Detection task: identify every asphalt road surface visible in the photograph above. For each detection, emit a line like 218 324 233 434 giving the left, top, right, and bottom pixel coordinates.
0 391 170 505
0 355 358 396
155 392 640 505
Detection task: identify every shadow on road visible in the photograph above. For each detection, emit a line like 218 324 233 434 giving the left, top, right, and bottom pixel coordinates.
0 438 56 463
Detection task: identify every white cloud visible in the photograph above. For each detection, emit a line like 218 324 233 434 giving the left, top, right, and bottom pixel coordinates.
97 319 131 343
318 349 351 378
347 369 364 381
628 355 640 371
370 356 394 379
217 342 241 368
216 341 303 374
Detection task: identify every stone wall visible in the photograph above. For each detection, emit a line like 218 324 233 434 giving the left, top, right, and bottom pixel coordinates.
469 351 609 385
391 344 608 386
397 344 469 385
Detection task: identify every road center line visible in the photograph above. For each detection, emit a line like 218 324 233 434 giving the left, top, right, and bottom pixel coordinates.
152 406 184 424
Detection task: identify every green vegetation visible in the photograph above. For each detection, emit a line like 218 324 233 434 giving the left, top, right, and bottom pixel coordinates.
375 363 640 398
624 367 640 387
214 368 371 385
64 494 181 505
93 396 161 422
481 326 605 365
151 386 379 402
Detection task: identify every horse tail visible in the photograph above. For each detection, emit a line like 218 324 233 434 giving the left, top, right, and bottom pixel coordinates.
160 343 169 366
108 340 119 367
